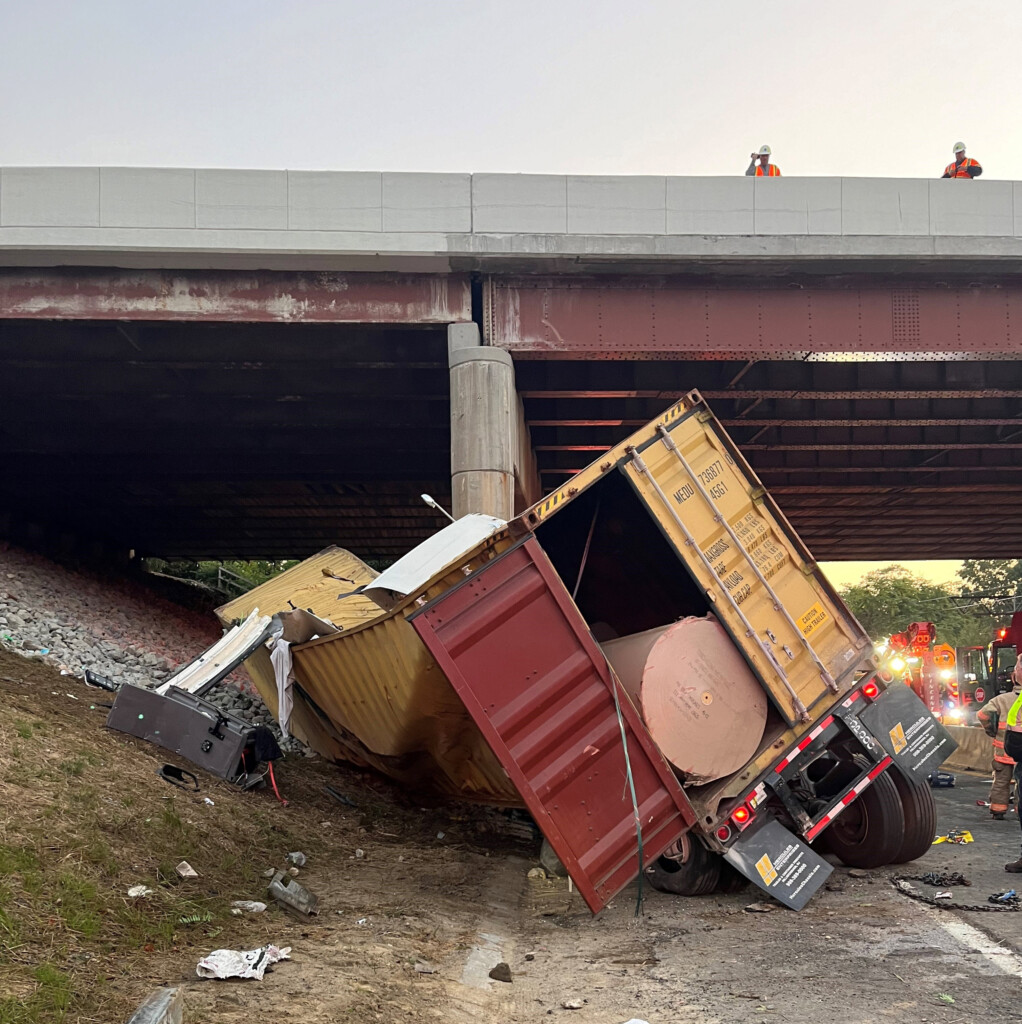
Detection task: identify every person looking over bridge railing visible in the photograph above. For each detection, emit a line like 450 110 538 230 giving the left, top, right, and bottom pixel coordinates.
942 142 982 178
746 145 781 176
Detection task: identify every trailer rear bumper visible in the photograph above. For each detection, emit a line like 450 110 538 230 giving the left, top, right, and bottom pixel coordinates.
720 679 957 848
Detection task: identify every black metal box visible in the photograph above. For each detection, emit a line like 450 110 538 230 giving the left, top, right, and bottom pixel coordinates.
106 684 251 780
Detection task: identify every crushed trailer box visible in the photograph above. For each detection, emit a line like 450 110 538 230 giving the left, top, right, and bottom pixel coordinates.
222 390 957 912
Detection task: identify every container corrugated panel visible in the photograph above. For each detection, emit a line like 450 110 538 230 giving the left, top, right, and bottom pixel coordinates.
292 614 519 802
411 538 695 914
286 531 522 803
243 644 366 768
215 546 382 632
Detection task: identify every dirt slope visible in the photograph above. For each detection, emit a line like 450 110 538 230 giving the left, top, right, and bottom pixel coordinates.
0 649 535 1023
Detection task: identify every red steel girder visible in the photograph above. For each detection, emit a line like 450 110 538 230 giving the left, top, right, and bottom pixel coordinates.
519 389 1022 400
488 278 1022 358
0 268 471 323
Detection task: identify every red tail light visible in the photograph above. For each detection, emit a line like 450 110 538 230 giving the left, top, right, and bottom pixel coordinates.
730 804 755 831
716 825 732 842
862 680 880 701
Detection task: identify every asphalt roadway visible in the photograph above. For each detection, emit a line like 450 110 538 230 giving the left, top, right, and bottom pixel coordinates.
923 768 1022 950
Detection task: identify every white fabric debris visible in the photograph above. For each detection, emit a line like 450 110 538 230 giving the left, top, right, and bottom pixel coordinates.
269 638 295 739
196 944 291 981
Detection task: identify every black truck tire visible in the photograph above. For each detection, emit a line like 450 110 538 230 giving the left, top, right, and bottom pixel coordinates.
716 860 750 894
888 766 937 864
822 771 905 869
645 839 721 896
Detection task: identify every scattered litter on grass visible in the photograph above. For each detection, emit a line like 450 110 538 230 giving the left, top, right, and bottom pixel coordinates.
196 944 291 981
562 999 584 1010
267 870 319 915
414 961 436 974
231 901 267 914
934 891 953 900
286 851 306 867
527 867 546 880
127 885 154 899
203 797 215 807
176 860 199 879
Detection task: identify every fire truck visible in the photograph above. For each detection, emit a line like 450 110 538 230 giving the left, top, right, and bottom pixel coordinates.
988 610 1022 696
951 645 989 724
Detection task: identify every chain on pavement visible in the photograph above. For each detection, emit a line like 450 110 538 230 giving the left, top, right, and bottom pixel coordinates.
891 872 1022 912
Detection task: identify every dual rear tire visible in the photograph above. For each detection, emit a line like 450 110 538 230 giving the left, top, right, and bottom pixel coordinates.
821 765 935 868
646 765 937 893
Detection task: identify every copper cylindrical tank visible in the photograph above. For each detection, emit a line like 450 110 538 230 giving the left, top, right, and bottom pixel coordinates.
601 616 768 784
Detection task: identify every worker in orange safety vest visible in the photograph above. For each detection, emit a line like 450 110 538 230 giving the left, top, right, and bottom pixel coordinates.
942 142 983 179
746 145 781 177
978 665 1021 818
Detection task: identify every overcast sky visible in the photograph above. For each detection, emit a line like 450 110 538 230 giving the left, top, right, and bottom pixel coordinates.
2 0 1019 177
1 1 1004 588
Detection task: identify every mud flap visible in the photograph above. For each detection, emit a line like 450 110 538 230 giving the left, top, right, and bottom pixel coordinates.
725 818 833 911
858 684 957 777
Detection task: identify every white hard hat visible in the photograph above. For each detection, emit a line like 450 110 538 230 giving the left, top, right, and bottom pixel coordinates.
758 145 772 156
953 142 966 154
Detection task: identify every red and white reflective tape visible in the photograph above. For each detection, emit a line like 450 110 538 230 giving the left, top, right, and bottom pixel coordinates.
841 690 862 708
805 756 893 841
774 715 836 774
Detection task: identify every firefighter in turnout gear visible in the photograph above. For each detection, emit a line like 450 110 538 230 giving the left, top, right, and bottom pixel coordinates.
977 671 1021 818
1000 657 1022 872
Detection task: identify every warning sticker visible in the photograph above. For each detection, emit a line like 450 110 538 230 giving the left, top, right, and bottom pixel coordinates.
889 722 908 755
755 854 778 886
797 602 829 638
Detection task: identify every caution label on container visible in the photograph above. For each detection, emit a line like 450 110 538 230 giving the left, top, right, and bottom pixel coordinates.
797 602 829 638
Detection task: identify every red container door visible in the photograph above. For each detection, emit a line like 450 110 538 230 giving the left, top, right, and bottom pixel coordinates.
410 537 695 913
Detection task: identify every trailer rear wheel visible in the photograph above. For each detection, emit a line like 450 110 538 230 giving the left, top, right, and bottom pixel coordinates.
822 771 904 869
645 836 721 896
716 861 750 894
888 766 937 864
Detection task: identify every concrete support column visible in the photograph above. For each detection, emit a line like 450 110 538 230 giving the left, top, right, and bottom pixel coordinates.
449 323 515 520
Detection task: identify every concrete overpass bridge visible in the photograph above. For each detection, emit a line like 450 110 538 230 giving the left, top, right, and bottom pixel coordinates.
1 167 1021 563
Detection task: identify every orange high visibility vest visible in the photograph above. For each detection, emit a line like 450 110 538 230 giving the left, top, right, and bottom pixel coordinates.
944 157 980 178
754 164 782 177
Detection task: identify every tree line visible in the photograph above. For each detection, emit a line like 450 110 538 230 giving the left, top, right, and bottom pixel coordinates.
839 560 1022 648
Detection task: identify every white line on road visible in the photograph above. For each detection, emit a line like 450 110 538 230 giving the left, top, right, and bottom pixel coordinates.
935 913 1022 979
